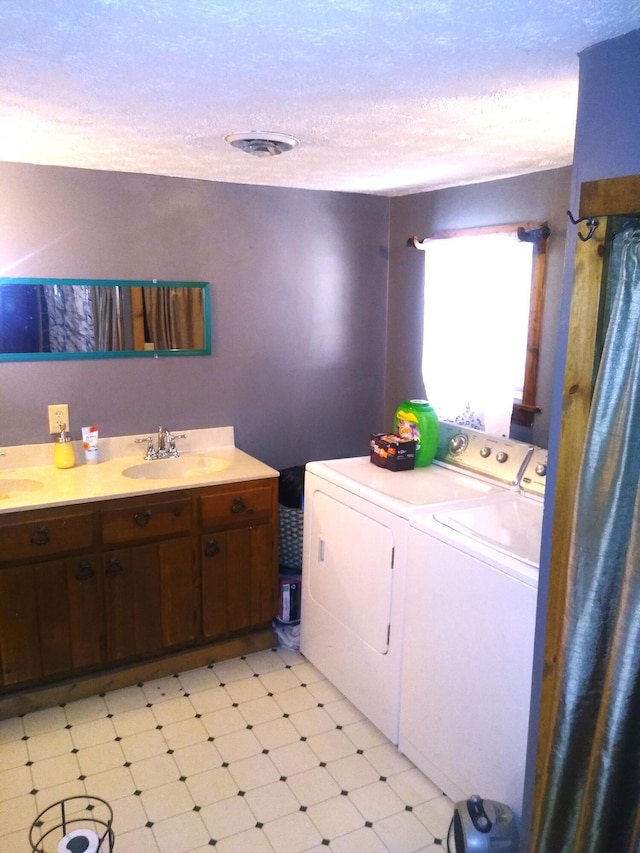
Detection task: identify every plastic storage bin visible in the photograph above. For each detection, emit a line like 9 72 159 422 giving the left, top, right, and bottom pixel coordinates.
279 505 304 571
275 466 305 650
278 465 305 573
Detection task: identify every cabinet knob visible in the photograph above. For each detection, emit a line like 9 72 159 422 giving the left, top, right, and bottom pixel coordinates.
204 539 220 557
75 561 94 581
30 525 50 546
133 509 153 528
231 497 248 514
106 557 124 577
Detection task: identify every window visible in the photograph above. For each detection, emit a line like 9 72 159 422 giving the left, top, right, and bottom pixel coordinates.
416 222 548 436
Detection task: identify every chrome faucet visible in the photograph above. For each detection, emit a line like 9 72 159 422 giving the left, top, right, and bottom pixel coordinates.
135 427 186 460
157 426 167 455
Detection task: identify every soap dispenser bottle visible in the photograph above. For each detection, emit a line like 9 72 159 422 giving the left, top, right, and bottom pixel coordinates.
54 424 75 469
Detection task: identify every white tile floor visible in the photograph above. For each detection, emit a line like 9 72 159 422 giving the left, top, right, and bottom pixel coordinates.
0 647 454 852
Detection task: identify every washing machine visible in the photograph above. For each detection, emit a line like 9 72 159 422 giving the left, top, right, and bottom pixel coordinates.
300 425 534 744
398 448 546 821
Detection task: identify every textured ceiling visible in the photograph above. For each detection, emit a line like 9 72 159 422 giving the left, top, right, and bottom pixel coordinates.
0 2 638 196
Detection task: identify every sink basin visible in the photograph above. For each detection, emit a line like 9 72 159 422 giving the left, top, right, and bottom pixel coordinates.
121 453 232 480
0 477 44 499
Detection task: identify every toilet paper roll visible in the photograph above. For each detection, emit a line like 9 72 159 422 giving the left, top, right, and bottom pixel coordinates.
56 827 99 853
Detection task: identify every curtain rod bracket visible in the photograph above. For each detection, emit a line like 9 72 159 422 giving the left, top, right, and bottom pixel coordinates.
517 224 550 243
567 210 599 242
409 236 428 250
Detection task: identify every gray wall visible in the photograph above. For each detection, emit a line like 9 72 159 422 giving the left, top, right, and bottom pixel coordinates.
0 163 390 469
0 162 572 465
387 167 573 449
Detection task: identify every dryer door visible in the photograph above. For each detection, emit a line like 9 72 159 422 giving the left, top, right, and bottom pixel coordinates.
307 490 394 653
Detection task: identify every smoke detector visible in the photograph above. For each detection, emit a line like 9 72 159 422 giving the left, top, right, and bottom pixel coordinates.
225 131 299 157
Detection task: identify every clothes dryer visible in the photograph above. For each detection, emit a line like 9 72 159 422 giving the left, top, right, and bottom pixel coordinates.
300 425 534 743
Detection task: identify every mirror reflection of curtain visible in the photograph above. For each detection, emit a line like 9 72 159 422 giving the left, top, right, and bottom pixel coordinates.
421 231 533 436
92 286 123 351
142 287 203 350
536 227 640 852
43 285 95 352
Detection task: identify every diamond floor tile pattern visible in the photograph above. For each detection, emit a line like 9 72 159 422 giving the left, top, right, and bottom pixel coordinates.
0 648 454 852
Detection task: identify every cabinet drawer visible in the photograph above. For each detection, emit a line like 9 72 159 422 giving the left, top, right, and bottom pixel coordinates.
200 481 275 530
101 496 192 545
0 509 95 564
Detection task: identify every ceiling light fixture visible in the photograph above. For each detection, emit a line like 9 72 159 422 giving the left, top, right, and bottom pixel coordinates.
225 131 299 157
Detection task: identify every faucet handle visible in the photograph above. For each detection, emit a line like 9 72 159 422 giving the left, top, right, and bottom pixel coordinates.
166 432 186 457
135 436 157 460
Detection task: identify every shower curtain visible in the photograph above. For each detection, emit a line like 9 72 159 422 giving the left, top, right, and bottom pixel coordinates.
536 227 640 852
92 286 123 351
42 285 123 352
143 286 203 351
43 284 95 352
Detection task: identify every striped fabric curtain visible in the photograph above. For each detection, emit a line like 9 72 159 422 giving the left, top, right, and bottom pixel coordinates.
142 286 203 350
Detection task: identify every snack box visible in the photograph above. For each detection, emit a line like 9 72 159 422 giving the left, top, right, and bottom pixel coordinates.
370 433 417 471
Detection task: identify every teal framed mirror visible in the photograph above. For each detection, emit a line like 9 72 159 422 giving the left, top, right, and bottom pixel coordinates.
0 278 211 361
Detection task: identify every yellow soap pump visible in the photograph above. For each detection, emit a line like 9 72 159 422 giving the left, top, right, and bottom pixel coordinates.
54 423 75 469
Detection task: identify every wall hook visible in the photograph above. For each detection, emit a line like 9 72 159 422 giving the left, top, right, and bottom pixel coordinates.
567 210 599 242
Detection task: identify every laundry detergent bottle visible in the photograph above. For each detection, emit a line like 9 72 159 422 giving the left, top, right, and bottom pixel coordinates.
394 399 439 467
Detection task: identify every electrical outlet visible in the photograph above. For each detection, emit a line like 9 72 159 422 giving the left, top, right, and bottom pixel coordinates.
48 404 70 434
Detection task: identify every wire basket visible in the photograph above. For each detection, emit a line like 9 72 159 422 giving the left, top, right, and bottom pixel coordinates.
279 504 304 571
29 795 114 852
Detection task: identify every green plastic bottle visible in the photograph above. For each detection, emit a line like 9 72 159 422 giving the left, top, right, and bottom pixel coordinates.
394 399 439 467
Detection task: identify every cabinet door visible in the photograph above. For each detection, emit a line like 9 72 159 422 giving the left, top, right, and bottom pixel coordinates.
64 555 104 670
159 537 199 647
104 537 197 662
0 556 103 686
0 564 41 685
201 522 276 638
103 546 160 662
37 556 103 675
227 523 276 632
201 533 229 638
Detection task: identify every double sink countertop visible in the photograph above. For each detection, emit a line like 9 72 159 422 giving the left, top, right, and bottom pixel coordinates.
0 427 279 514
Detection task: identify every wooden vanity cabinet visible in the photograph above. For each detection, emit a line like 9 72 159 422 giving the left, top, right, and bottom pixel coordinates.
0 477 278 691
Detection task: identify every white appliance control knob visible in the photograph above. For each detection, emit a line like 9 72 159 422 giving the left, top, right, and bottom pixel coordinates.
480 446 491 458
449 434 468 455
535 463 547 476
496 450 508 463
